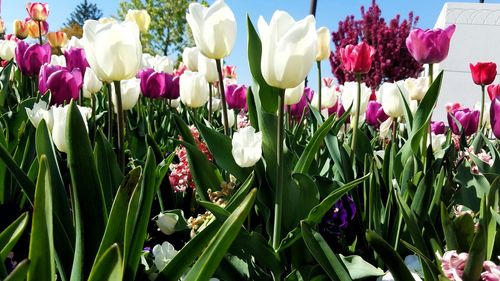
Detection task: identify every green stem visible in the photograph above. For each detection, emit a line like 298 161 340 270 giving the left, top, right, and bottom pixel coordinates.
273 89 285 250
421 63 434 162
91 94 96 139
215 59 230 135
107 83 114 141
350 74 362 160
37 20 43 45
317 61 322 111
480 84 485 131
114 81 125 171
208 83 213 124
429 63 434 84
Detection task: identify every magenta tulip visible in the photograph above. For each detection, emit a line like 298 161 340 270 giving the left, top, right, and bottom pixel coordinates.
44 68 82 105
365 101 388 128
340 42 375 74
487 84 500 101
406 25 456 64
431 121 446 135
15 41 51 76
225 84 247 110
491 98 500 139
289 88 314 119
447 107 480 136
64 47 90 76
163 73 180 100
38 63 63 94
139 68 166 99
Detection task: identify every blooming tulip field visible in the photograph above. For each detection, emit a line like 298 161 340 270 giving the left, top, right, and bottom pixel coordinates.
0 0 499 281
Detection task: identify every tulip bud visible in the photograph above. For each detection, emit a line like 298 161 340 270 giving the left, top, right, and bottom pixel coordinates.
186 0 236 59
365 101 388 129
47 31 68 48
447 107 480 136
258 11 317 89
490 98 500 139
26 2 50 21
13 20 29 39
164 73 180 100
0 19 5 34
25 100 50 128
285 81 305 105
227 109 236 128
403 77 429 101
198 53 219 83
40 65 82 105
50 55 66 67
340 42 375 74
179 70 209 108
15 41 51 76
316 27 330 61
470 62 497 86
312 85 338 110
380 82 404 118
139 68 166 99
83 67 102 97
225 84 247 110
39 63 63 94
406 25 455 64
231 126 262 168
487 84 500 101
111 78 141 112
0 40 18 61
431 133 447 154
155 213 178 235
430 121 446 135
208 97 221 112
125 9 151 32
27 19 49 38
341 81 371 115
52 104 92 153
182 47 199 71
64 47 90 76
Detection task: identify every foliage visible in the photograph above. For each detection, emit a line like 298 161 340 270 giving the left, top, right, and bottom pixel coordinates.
65 0 103 27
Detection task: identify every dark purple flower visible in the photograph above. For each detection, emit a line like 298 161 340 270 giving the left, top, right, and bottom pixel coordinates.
163 73 180 100
44 68 82 105
64 47 90 76
491 98 500 139
225 84 247 110
289 87 314 119
15 41 51 76
365 101 388 128
139 68 166 99
447 107 480 136
38 63 63 94
321 195 356 235
431 121 446 135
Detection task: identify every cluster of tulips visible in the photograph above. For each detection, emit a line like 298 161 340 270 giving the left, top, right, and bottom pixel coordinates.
0 1 499 281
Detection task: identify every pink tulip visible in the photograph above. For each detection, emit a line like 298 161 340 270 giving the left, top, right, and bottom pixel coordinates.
487 84 500 100
139 68 166 99
406 25 456 64
447 107 480 136
42 67 82 105
365 101 388 129
470 62 497 86
64 48 90 76
340 42 375 74
15 41 51 76
225 84 247 110
26 2 49 21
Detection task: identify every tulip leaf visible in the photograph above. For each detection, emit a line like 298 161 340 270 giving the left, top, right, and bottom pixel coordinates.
246 87 259 130
440 202 459 251
194 119 251 181
247 15 278 113
0 212 29 261
412 71 443 134
183 188 257 281
88 244 123 281
66 101 107 279
301 221 352 281
225 172 254 212
339 255 385 280
27 155 55 281
4 259 29 281
0 61 13 107
462 224 486 281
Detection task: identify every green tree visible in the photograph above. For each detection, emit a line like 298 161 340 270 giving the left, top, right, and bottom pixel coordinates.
66 0 104 27
118 0 206 57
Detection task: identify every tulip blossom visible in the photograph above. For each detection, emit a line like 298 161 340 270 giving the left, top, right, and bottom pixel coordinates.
186 0 236 59
111 78 141 112
83 67 102 98
340 42 375 74
198 53 219 83
225 84 247 110
380 82 404 118
64 36 84 51
50 55 66 67
164 73 180 100
51 104 92 153
142 53 174 73
487 84 500 100
289 87 314 119
125 9 151 32
223 65 237 80
258 11 317 89
447 107 480 136
0 40 18 61
403 77 429 101
341 81 371 115
316 27 330 61
285 81 305 105
44 67 83 105
155 213 178 235
82 20 142 82
38 63 63 94
139 68 166 99
15 41 51 76
152 242 178 271
406 25 456 64
311 84 338 110
470 62 497 86
179 70 209 108
47 31 68 48
430 121 446 135
13 20 29 39
64 47 90 76
26 19 48 38
365 101 389 128
26 2 50 21
231 126 262 168
25 100 51 128
99 17 117 24
0 19 4 34
491 98 500 139
182 47 199 71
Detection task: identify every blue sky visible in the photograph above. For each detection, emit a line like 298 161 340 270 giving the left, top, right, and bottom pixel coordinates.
4 0 500 89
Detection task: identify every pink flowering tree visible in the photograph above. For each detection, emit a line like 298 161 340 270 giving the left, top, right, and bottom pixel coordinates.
329 0 423 88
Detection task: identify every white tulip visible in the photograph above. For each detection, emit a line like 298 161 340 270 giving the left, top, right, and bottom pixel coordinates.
98 17 117 24
341 81 371 115
179 71 209 108
312 86 338 109
284 81 305 105
258 11 317 89
82 20 142 82
404 77 429 101
231 126 262 168
25 100 50 128
208 97 221 112
228 109 235 128
125 9 151 32
154 55 174 73
50 55 66 67
83 67 102 98
152 242 178 271
169 97 181 109
141 53 154 69
316 27 330 61
380 82 404 118
156 213 178 235
475 101 490 128
186 0 237 59
51 104 92 153
182 47 200 71
198 53 219 83
0 40 17 61
63 36 84 51
379 117 393 140
111 78 140 112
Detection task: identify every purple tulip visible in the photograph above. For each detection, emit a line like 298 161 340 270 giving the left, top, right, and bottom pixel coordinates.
447 107 480 136
163 73 180 99
39 63 63 94
139 68 166 99
321 195 356 236
64 47 90 76
365 101 389 128
491 98 500 139
289 87 314 119
431 121 446 135
44 68 82 105
406 24 456 64
15 41 51 76
225 84 247 110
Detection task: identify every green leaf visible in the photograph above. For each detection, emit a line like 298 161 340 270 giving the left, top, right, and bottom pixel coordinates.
440 202 459 251
27 155 55 281
66 101 107 279
5 259 29 281
462 224 486 281
412 72 443 133
183 188 257 281
88 244 123 281
366 231 415 281
0 212 29 261
225 172 254 212
246 87 259 131
339 255 385 280
301 221 352 281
